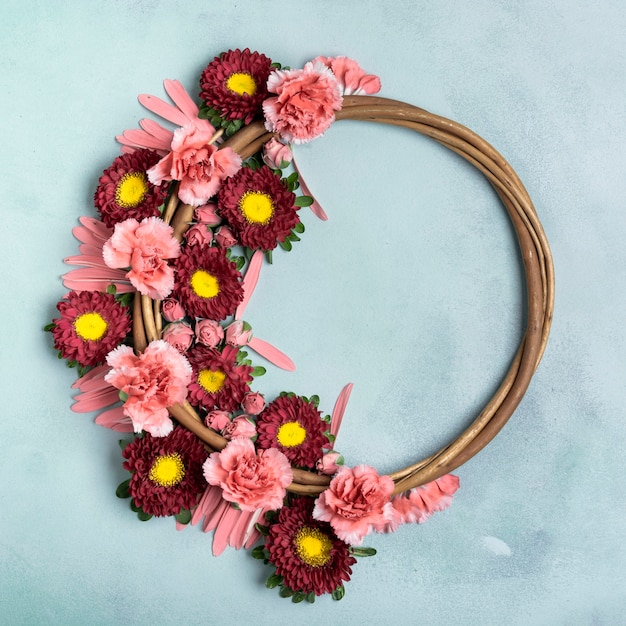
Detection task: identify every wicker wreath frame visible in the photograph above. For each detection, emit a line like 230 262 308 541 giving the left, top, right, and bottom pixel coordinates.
131 94 554 497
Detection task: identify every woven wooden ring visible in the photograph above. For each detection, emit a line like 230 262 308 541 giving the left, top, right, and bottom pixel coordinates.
132 94 554 497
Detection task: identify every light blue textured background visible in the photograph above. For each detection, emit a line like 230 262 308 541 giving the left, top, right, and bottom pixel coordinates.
1 1 625 624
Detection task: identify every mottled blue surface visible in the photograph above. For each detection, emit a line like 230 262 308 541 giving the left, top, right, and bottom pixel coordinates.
1 1 625 624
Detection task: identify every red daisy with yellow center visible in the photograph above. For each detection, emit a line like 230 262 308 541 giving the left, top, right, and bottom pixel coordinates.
217 165 300 251
256 395 330 469
51 290 131 367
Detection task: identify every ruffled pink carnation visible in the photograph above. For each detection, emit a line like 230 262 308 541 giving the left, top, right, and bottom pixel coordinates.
105 340 192 437
147 123 242 206
312 56 381 96
203 437 292 511
263 61 342 144
313 465 394 545
102 216 180 300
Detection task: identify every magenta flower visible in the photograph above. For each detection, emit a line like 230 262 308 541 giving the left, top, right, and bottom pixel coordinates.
203 437 292 512
263 61 342 144
313 465 394 545
102 216 180 300
105 340 192 437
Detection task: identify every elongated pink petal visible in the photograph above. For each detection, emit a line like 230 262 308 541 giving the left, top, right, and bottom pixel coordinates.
117 128 171 151
138 93 190 127
292 157 328 220
204 500 231 533
72 388 120 413
71 364 110 390
94 406 133 432
163 79 200 121
72 217 112 248
62 268 132 293
64 255 109 268
139 118 175 146
236 250 264 319
212 505 240 556
191 485 224 527
330 382 354 438
247 337 296 371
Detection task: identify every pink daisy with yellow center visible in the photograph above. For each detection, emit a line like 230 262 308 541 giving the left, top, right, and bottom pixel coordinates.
122 427 208 517
200 48 273 124
217 166 300 251
51 290 131 367
187 344 253 412
265 497 356 597
94 149 169 228
256 395 330 469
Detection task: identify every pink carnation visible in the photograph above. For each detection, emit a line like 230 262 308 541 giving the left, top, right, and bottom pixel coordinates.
102 216 180 300
203 437 292 511
148 123 242 206
313 464 394 545
312 56 381 96
105 340 192 437
263 61 342 144
162 322 194 353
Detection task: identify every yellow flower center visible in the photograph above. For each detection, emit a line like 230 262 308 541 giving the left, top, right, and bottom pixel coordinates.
74 312 108 341
190 270 220 299
226 72 257 96
198 369 226 394
276 421 307 448
148 453 185 487
115 172 148 208
294 527 332 568
239 191 274 225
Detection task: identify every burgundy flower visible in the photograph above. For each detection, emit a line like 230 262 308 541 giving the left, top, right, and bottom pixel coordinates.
256 395 330 469
187 344 253 412
172 246 243 320
122 427 208 517
94 149 169 228
265 497 356 596
200 48 273 124
51 290 131 367
217 166 300 251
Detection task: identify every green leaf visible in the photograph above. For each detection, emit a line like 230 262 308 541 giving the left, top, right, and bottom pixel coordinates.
331 585 345 601
255 523 269 536
294 222 305 234
306 592 316 604
118 438 132 451
137 510 153 522
349 546 377 557
225 119 243 137
285 171 299 187
116 479 131 499
130 500 140 513
266 573 283 589
234 256 245 271
265 249 273 264
279 239 292 252
119 390 129 403
106 284 117 295
279 586 294 598
309 395 320 407
251 545 266 560
43 322 55 332
294 195 314 207
175 509 191 525
252 366 266 377
287 231 300 242
292 591 306 603
242 321 252 332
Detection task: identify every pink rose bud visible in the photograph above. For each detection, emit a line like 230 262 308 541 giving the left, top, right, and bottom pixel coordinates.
195 318 224 348
242 391 265 415
205 410 231 431
162 322 194 353
262 137 293 169
222 416 257 440
161 298 186 322
214 225 238 248
225 321 252 347
185 223 213 247
194 203 221 226
316 451 343 475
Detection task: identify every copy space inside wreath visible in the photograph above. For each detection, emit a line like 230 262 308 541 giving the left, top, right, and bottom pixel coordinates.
244 119 525 473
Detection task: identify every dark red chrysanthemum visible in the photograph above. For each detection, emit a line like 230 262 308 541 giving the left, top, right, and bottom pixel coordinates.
256 395 330 468
172 246 243 320
51 290 131 367
122 428 208 517
187 344 253 412
265 497 356 596
217 165 300 251
200 48 273 124
94 149 169 228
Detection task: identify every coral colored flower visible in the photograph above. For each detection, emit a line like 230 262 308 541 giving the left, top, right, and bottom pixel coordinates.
195 318 224 348
262 138 293 169
51 290 131 367
256 395 330 469
195 203 222 226
213 225 237 248
187 344 253 412
172 245 243 320
313 465 394 545
105 340 192 437
205 409 231 431
94 149 169 228
263 61 342 144
316 451 343 476
185 223 213 247
265 497 356 596
200 48 273 124
203 437 292 511
162 322 194 353
312 56 381 96
147 123 241 207
217 166 299 251
225 320 252 347
122 427 208 517
242 391 265 415
102 216 180 300
161 298 186 322
222 415 257 440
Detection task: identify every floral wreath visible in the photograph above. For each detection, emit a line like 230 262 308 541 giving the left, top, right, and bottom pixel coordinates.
46 49 554 603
